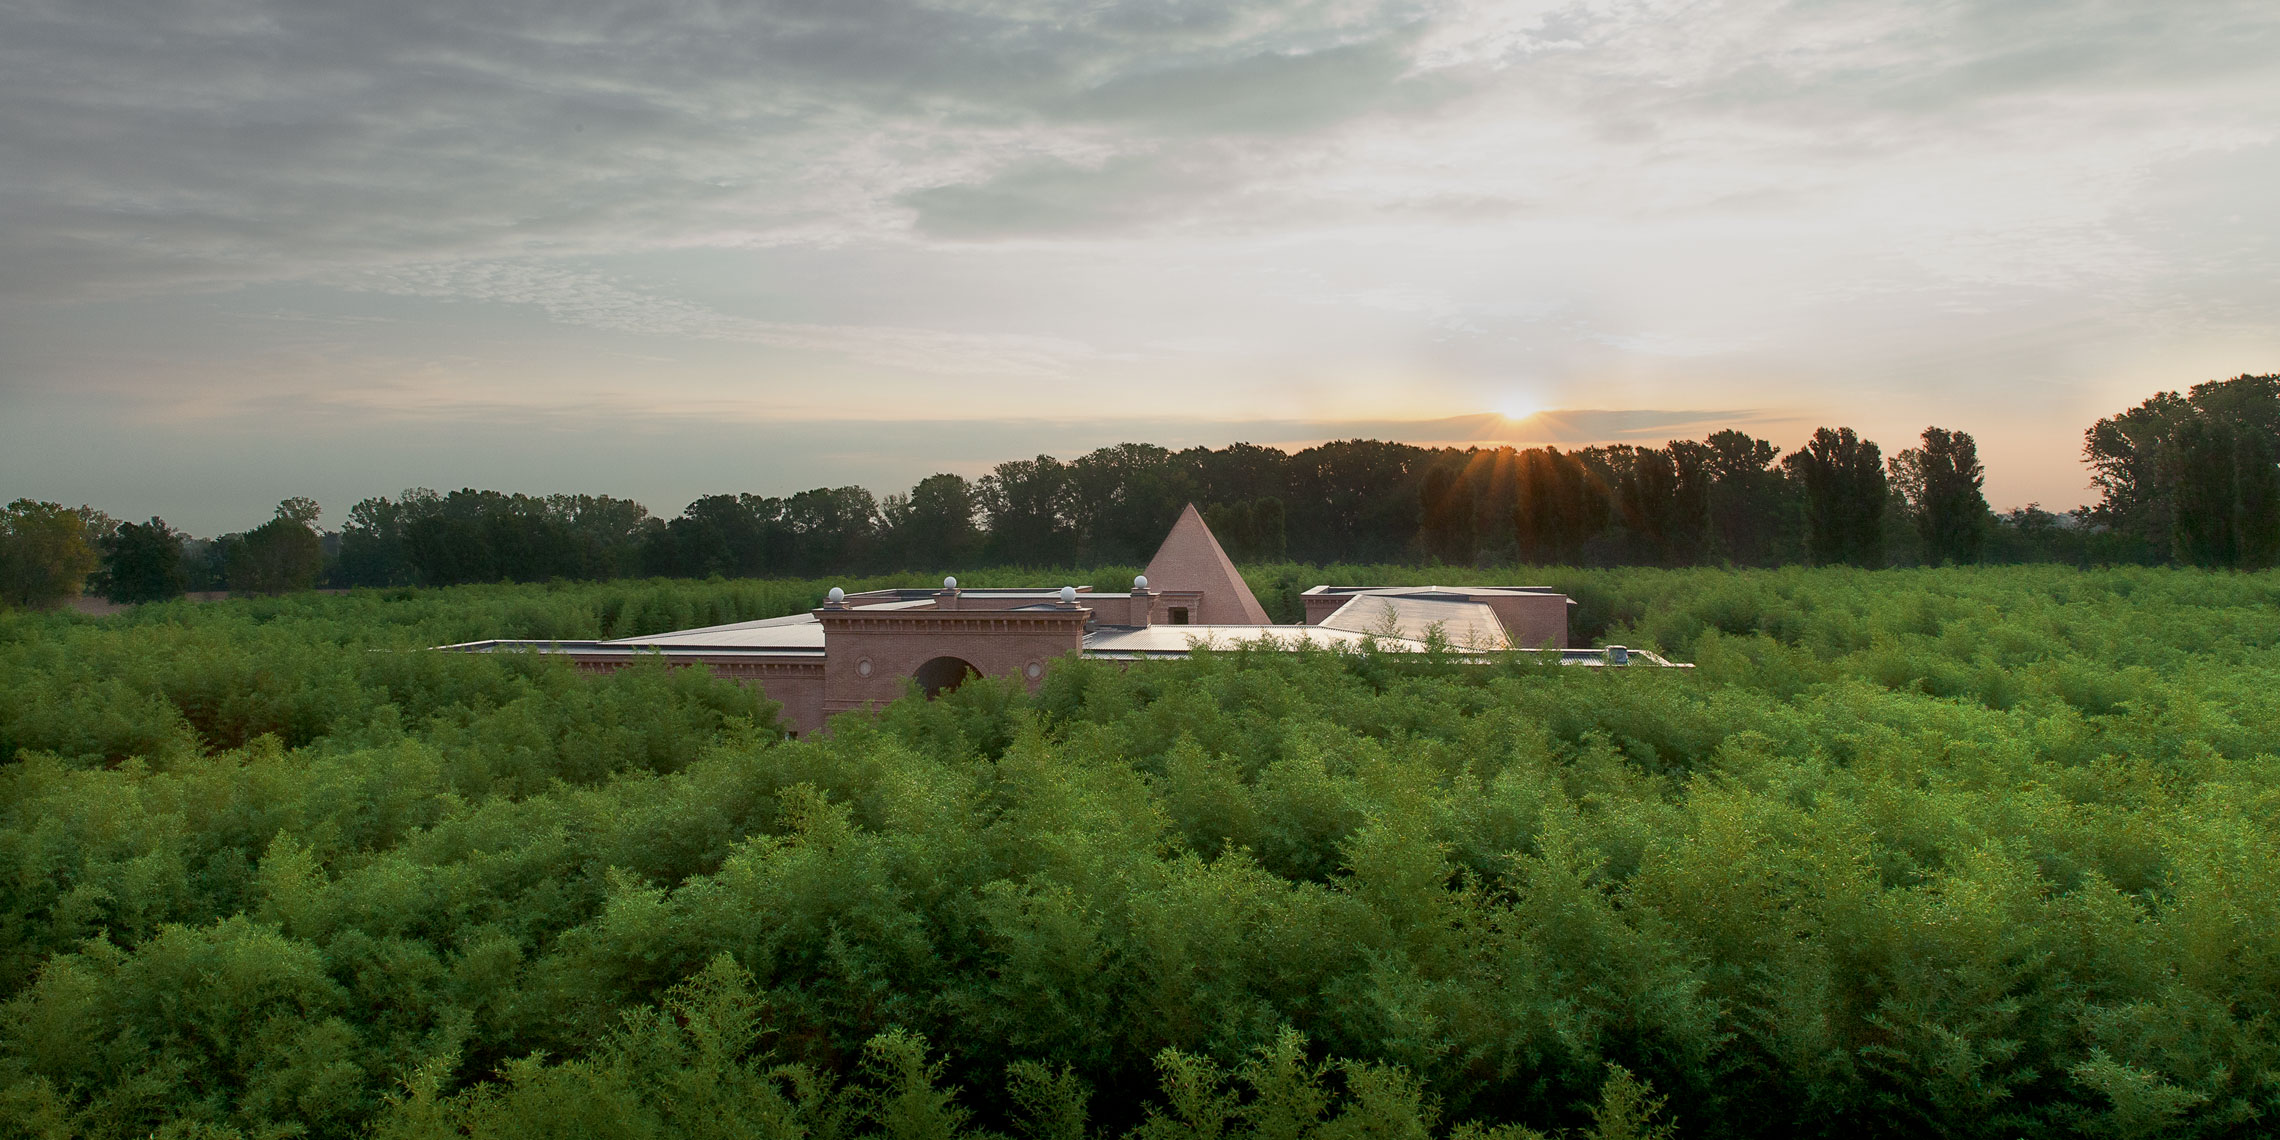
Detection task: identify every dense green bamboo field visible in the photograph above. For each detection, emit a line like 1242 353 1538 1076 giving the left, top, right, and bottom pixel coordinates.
3 565 2277 1139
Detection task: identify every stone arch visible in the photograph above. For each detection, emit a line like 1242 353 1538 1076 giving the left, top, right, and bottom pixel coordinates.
913 655 979 698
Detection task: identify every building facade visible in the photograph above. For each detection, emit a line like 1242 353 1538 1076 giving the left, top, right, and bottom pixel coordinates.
442 504 1676 735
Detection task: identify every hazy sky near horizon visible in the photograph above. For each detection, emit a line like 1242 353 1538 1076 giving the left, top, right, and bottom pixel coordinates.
3 0 2277 535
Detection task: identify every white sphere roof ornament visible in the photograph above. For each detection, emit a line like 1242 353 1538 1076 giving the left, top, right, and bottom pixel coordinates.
1133 575 1148 590
944 575 958 590
826 587 845 605
1059 585 1077 605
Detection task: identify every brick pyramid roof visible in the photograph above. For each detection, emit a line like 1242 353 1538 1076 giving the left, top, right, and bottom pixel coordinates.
1143 503 1273 625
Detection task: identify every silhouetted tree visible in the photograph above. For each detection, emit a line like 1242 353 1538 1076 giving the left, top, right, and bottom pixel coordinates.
84 419 2258 588
2086 374 2280 566
229 500 325 595
1185 442 1292 508
1513 447 1609 565
782 487 880 575
2084 392 2191 550
1202 497 1288 563
1784 427 1887 567
97 517 188 604
1701 430 1792 564
1616 442 1712 566
550 494 659 579
882 474 984 571
385 489 656 585
980 456 1077 566
645 494 789 578
1287 440 1430 563
1419 461 1479 565
0 500 101 610
2164 411 2280 569
338 489 440 587
1889 427 1991 565
403 515 492 586
276 496 321 527
1068 443 1189 564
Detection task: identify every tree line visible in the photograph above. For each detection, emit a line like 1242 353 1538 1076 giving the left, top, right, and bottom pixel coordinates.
3 373 2274 609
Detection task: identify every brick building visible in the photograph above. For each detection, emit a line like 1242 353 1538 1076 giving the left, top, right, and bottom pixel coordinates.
442 504 1675 735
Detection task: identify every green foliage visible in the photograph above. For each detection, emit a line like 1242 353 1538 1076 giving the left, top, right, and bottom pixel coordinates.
1614 444 1712 567
0 500 101 611
885 475 988 572
1784 428 1887 567
293 419 2215 590
228 502 326 596
2164 413 2280 569
2085 373 2280 567
5 566 2280 1139
383 489 660 587
1205 499 1289 564
1890 427 1991 566
1581 1066 1674 1140
96 518 189 604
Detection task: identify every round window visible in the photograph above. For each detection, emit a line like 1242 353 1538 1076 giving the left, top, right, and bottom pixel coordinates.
856 657 873 677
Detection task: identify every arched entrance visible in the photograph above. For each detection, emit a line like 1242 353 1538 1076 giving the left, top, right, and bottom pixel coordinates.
913 656 979 698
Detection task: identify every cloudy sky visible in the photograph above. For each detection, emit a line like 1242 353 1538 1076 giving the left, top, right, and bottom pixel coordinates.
2 0 2276 533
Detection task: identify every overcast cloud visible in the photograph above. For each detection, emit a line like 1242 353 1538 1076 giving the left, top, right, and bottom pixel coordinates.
3 0 2277 531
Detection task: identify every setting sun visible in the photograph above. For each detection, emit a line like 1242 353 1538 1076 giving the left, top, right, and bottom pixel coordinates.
1496 396 1544 422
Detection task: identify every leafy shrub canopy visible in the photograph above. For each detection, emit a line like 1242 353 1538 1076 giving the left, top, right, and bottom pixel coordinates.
3 565 2279 1140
